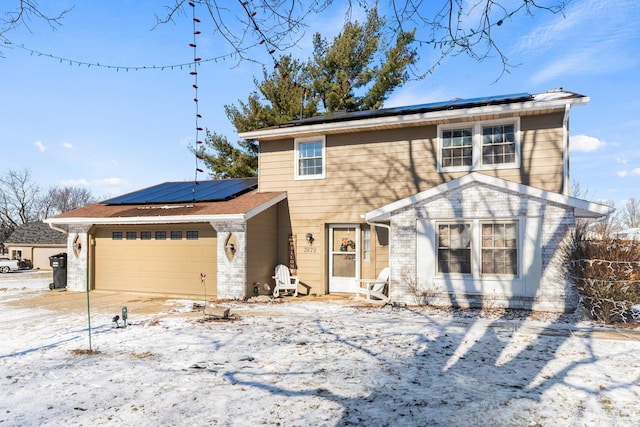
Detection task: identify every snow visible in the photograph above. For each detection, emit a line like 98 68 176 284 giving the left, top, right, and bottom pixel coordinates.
1 271 640 426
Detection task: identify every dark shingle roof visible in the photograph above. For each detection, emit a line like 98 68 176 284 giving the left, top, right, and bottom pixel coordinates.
6 221 66 245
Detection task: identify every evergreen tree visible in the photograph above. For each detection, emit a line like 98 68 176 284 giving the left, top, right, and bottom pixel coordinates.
198 8 417 178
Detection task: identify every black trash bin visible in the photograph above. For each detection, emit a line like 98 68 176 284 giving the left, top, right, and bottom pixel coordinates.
49 253 68 290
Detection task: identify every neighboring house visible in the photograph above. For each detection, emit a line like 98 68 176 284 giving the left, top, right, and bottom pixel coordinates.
46 89 611 312
5 221 66 270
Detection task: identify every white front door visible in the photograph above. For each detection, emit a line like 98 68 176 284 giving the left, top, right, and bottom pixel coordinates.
329 225 360 293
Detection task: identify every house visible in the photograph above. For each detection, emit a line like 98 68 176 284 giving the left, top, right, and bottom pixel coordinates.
5 221 67 270
46 89 611 312
46 178 285 299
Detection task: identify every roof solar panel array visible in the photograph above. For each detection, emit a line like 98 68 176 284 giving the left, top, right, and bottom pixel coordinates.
103 178 258 205
280 92 533 127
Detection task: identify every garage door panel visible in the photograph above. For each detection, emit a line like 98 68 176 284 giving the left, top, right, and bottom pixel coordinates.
93 224 217 297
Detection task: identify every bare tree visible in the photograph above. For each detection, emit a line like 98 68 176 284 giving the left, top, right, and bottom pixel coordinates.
0 168 40 229
620 197 640 229
157 0 569 77
38 186 96 218
0 1 72 38
0 168 95 244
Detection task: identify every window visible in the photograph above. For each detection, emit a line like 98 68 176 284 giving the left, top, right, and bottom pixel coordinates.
437 223 471 274
186 231 199 240
363 228 371 262
438 119 520 172
482 124 516 165
435 221 519 277
482 222 518 275
155 231 166 240
171 231 182 240
441 127 473 168
295 136 325 179
126 231 136 240
140 231 151 240
112 232 123 240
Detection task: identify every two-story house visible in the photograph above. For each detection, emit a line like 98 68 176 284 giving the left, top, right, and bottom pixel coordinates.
46 89 610 311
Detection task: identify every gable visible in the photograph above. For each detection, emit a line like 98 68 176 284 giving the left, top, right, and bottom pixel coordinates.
364 172 612 222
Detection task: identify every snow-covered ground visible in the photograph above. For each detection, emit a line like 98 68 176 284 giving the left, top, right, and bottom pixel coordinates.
1 271 639 426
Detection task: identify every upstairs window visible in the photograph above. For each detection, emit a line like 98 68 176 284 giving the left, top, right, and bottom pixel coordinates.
438 119 520 172
442 127 473 168
482 124 516 165
295 136 325 180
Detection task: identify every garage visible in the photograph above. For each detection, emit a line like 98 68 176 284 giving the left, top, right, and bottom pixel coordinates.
92 223 217 297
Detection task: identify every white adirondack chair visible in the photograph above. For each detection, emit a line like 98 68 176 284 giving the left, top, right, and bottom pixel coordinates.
272 264 300 297
355 267 389 303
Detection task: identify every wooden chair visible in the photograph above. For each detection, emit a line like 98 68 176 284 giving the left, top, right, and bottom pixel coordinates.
355 267 389 303
272 264 300 297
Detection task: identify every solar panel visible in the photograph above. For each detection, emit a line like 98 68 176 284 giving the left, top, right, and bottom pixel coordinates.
282 92 533 127
103 177 258 205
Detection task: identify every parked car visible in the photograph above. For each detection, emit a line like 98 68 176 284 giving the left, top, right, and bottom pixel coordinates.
0 256 21 273
18 259 33 270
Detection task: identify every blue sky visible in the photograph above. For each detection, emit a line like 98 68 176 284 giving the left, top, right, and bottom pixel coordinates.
0 0 638 209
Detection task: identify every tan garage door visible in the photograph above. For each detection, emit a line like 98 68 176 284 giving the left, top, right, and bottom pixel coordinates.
93 223 217 298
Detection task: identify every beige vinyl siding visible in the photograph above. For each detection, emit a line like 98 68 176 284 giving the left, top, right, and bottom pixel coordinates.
258 110 566 294
92 223 216 297
246 205 279 296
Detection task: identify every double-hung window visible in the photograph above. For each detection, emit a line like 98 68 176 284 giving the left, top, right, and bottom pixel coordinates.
437 223 472 274
436 221 519 277
441 128 473 168
295 136 325 180
481 222 518 275
438 119 520 172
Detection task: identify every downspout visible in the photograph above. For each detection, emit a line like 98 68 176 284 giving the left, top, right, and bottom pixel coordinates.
562 103 571 196
365 217 392 302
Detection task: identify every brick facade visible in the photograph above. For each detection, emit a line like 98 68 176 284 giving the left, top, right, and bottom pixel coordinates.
385 181 578 312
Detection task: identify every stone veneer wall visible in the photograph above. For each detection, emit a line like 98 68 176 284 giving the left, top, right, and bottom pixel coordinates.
212 222 248 300
64 224 91 292
387 182 577 312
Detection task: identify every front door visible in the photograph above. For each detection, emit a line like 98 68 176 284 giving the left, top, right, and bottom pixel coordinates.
329 225 360 293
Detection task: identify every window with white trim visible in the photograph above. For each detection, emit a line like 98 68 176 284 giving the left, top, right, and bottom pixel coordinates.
438 118 520 172
437 223 472 274
362 228 371 262
295 136 325 180
481 222 518 275
436 221 519 277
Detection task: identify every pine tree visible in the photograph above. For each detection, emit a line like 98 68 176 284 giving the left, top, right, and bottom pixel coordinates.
199 8 417 178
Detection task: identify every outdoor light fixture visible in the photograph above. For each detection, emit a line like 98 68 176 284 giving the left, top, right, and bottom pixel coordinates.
224 233 237 261
306 233 314 245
